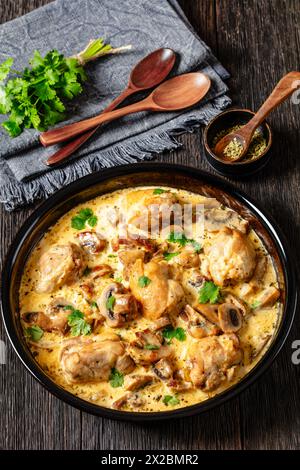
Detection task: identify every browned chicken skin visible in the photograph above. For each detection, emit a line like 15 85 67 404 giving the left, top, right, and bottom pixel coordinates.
60 338 133 384
37 243 86 293
204 227 256 286
188 333 242 391
129 259 184 320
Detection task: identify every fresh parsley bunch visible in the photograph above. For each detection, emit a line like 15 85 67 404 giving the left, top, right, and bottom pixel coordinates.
0 51 86 137
0 38 131 137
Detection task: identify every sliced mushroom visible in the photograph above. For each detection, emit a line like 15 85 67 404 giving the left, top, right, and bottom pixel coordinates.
76 231 106 254
223 293 248 317
184 304 220 338
153 358 173 380
111 237 155 253
135 329 163 348
194 303 220 325
125 374 155 391
128 343 173 365
115 354 136 375
96 282 140 328
218 303 243 333
204 208 249 233
255 286 280 308
112 392 145 410
151 316 172 332
90 264 113 280
167 379 193 392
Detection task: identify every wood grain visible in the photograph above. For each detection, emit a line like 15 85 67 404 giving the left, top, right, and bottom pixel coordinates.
0 0 300 450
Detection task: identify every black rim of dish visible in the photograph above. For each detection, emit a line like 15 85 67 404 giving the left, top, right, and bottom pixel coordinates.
0 162 297 421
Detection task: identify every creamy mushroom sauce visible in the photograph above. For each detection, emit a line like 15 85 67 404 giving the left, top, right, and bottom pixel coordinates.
19 187 282 412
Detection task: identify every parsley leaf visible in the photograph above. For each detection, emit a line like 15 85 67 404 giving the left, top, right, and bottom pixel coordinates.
167 231 201 253
0 50 87 137
163 395 180 406
109 368 124 388
251 300 261 309
138 275 151 288
67 309 91 336
71 216 86 230
106 295 116 311
153 188 167 195
87 215 98 228
144 344 160 350
167 231 188 246
25 325 44 342
198 281 221 304
71 207 97 230
163 251 179 261
162 326 186 343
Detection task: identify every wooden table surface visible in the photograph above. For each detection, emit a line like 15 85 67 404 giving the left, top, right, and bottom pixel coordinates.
0 0 299 451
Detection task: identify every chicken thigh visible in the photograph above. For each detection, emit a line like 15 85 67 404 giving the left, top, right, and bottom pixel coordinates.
37 243 87 293
60 338 131 383
129 259 184 320
204 227 256 286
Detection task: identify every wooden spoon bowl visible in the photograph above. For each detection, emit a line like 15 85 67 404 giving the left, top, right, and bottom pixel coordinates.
40 72 211 146
151 72 211 110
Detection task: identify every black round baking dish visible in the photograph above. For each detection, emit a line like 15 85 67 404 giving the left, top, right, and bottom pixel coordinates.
0 163 297 421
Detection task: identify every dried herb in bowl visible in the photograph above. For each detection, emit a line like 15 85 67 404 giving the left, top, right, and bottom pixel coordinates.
212 124 267 161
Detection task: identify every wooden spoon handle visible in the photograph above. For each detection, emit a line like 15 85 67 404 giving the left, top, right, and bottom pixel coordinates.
46 87 134 166
244 71 300 133
40 99 150 147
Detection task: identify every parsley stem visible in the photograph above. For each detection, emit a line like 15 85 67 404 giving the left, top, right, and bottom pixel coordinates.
73 40 132 66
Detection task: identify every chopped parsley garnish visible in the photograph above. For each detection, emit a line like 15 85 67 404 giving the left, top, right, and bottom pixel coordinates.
90 301 98 309
71 207 98 230
153 188 167 195
67 307 91 336
198 281 221 304
163 395 180 406
25 325 44 342
163 251 179 261
144 344 160 350
251 300 261 309
162 326 186 343
109 368 124 388
106 295 116 311
167 231 201 253
138 275 151 288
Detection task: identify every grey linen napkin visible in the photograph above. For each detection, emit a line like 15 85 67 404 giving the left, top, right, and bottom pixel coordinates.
0 0 231 211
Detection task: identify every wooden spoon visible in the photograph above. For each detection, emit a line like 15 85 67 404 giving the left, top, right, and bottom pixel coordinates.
46 48 176 166
214 71 300 162
40 72 211 147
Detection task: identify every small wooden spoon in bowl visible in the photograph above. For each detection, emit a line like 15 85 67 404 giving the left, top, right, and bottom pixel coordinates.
214 71 300 162
46 48 176 165
40 72 211 147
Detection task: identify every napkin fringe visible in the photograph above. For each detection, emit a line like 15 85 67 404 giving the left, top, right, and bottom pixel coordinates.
0 96 231 211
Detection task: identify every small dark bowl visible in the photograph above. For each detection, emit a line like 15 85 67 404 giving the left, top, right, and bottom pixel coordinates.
204 108 273 177
0 163 297 421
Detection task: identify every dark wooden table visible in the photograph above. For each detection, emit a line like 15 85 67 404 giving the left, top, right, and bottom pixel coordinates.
0 0 299 450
